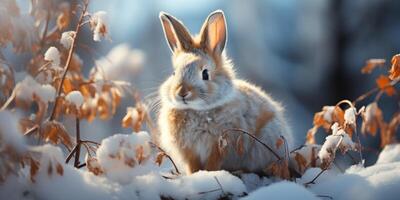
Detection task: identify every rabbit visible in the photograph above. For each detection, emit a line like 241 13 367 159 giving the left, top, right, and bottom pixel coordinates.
157 10 293 174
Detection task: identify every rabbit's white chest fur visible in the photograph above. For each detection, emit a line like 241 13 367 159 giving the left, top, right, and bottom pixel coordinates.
158 80 293 174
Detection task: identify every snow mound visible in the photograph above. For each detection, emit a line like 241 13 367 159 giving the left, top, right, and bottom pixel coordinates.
376 144 400 164
44 46 61 67
241 181 319 200
15 76 56 102
60 31 75 49
65 90 84 107
0 111 25 152
96 132 155 184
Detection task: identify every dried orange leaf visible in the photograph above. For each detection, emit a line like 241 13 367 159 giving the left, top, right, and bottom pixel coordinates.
389 54 400 80
376 75 396 96
155 152 166 166
361 59 385 74
275 137 284 149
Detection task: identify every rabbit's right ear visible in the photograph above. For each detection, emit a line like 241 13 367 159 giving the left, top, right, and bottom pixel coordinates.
159 12 193 53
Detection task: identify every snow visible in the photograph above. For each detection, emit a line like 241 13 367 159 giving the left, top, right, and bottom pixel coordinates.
44 46 61 67
60 31 75 49
65 90 84 107
1 131 399 200
96 132 155 184
15 76 56 102
344 107 357 127
0 110 26 152
322 106 335 122
376 144 400 164
90 44 145 82
319 123 356 164
91 11 108 42
241 182 319 200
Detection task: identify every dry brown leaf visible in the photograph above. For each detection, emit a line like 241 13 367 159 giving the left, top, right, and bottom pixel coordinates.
63 78 74 94
275 137 284 149
56 162 63 176
57 11 70 30
136 145 145 164
376 75 396 96
236 135 244 156
30 158 39 183
40 120 73 149
381 113 400 147
265 160 290 180
306 126 318 144
86 156 103 176
155 152 166 166
361 102 383 136
294 153 308 174
97 96 110 120
361 59 385 74
389 54 400 80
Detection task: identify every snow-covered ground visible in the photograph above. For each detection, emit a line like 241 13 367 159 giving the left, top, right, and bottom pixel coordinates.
1 128 399 200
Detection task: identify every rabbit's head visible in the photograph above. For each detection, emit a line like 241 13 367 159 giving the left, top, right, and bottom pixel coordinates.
159 10 236 110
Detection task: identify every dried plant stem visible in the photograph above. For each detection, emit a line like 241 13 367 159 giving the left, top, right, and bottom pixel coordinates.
149 142 180 174
222 128 282 161
354 128 364 166
0 88 16 111
74 117 81 167
39 11 51 49
49 0 89 121
353 77 400 106
23 125 39 136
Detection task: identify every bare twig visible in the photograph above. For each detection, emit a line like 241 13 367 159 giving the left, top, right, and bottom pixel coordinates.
39 11 51 49
149 142 180 174
317 194 333 200
214 176 225 195
81 140 100 146
0 88 16 111
74 117 81 167
353 128 364 166
65 144 79 164
23 125 39 136
49 0 89 121
222 128 281 161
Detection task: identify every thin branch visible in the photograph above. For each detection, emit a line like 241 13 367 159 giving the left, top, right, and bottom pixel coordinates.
222 128 282 161
304 168 326 186
353 128 364 166
317 195 333 200
23 125 39 136
49 0 89 121
65 144 79 164
0 88 16 111
74 117 81 168
39 11 51 49
81 140 100 146
214 176 225 195
149 142 180 174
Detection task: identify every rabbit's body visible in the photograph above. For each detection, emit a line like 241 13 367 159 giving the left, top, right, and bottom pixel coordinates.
158 10 293 174
159 78 292 173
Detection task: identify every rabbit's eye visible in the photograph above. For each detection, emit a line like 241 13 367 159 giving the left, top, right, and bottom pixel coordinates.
202 69 209 80
172 71 175 76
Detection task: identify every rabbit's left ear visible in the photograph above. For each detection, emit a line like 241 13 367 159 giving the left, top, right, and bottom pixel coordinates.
200 10 227 56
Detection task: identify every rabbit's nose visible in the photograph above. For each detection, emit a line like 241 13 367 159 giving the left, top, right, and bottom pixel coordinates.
176 85 191 98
